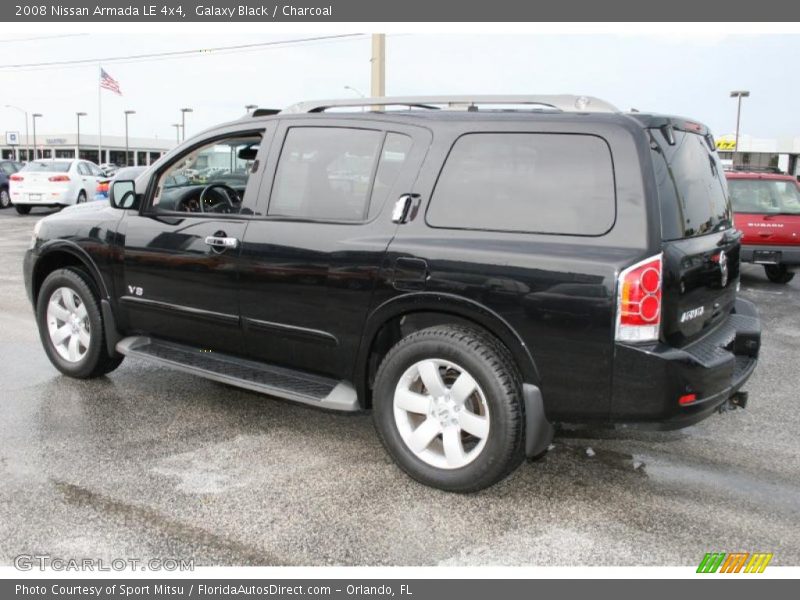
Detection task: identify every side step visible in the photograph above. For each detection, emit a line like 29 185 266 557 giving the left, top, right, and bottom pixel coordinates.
116 336 359 412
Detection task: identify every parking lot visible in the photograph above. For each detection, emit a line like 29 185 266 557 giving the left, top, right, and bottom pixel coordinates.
1 206 799 567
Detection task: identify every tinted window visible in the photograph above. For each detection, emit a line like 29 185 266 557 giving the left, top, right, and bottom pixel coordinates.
728 178 800 216
269 127 383 221
77 163 91 176
21 161 71 173
651 129 732 240
427 133 616 235
368 133 413 219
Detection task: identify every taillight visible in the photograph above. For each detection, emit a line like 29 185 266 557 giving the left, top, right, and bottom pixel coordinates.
97 182 109 192
48 175 70 182
616 253 662 343
10 174 23 181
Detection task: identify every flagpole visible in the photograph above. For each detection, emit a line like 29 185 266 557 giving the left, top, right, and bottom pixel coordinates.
98 64 102 164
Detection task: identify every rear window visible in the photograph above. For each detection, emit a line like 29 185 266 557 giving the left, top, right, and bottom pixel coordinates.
728 178 800 216
651 129 732 240
426 133 616 235
22 161 72 173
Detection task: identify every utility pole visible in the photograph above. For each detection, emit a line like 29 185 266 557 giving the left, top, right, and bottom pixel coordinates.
370 34 385 98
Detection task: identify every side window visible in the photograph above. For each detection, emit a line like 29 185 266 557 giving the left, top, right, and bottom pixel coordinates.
368 133 413 220
269 127 383 221
150 133 262 214
77 162 91 176
427 133 616 236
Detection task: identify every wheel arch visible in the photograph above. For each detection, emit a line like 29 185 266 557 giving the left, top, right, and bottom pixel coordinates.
32 241 110 305
355 292 540 408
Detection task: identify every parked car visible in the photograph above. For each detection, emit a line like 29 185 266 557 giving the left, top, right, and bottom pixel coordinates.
23 95 761 492
99 163 119 177
726 171 800 283
0 159 23 208
94 166 148 202
10 159 104 214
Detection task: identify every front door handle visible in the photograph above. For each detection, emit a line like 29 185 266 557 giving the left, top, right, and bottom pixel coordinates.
204 235 239 249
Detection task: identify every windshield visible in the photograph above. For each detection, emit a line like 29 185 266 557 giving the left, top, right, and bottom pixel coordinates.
22 161 71 173
651 129 733 240
728 178 800 215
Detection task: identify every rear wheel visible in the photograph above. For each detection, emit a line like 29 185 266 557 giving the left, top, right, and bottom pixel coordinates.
373 325 525 492
0 188 10 208
76 190 87 204
36 268 124 378
764 264 795 284
15 205 31 215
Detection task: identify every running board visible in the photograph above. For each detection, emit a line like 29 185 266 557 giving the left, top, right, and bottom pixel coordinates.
116 336 359 412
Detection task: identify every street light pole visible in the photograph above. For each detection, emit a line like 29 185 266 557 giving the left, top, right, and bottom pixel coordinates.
730 90 750 153
76 112 87 160
124 110 136 166
5 105 30 161
172 124 181 145
344 85 365 98
32 113 42 159
180 107 193 141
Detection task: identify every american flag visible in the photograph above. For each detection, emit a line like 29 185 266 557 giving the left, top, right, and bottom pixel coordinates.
99 68 122 96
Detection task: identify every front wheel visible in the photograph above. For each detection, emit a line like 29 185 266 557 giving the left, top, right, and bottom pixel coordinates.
764 264 795 284
15 205 31 215
36 268 124 378
373 325 525 492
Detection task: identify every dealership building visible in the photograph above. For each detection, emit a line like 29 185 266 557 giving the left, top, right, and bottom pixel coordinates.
1 132 173 166
715 133 800 176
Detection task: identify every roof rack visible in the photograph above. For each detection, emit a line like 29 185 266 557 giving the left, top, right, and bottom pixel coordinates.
280 95 619 114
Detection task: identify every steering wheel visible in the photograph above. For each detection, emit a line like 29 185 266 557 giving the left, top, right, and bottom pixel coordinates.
199 183 240 213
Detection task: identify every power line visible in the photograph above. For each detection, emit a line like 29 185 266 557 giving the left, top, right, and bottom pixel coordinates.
0 34 365 70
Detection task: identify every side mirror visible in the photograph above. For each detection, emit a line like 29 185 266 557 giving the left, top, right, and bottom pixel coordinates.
109 180 137 209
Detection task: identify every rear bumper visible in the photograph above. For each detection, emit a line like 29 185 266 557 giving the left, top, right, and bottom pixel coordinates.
11 191 72 206
741 244 800 266
611 298 761 429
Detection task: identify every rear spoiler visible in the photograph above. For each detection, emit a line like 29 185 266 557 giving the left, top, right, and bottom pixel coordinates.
633 114 715 150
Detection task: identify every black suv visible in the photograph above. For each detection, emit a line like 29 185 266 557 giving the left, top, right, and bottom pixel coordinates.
23 96 761 492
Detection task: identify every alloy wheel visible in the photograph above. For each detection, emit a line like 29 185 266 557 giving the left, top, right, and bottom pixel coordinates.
46 286 91 362
393 358 490 469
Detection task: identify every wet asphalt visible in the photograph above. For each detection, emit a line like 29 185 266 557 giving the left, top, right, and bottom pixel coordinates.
1 207 799 567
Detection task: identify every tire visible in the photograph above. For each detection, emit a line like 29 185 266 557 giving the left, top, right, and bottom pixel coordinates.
0 188 10 208
764 264 795 284
373 325 525 492
36 267 124 379
76 190 87 204
15 205 31 215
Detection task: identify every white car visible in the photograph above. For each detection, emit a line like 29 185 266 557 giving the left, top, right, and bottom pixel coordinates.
9 159 104 215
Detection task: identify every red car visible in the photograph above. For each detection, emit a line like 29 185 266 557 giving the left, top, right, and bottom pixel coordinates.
726 171 800 283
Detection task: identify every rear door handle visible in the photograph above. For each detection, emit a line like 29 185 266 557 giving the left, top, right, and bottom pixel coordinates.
204 235 239 249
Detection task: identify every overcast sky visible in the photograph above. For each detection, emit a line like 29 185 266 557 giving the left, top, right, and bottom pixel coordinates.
1 33 797 142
